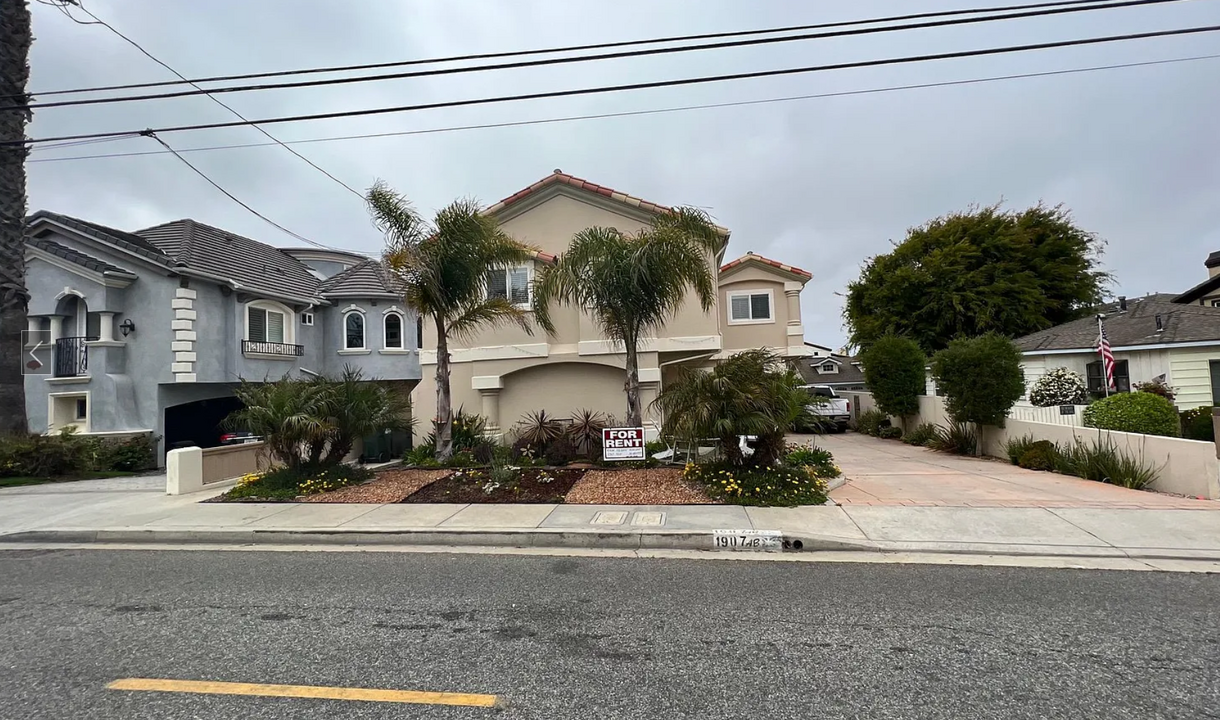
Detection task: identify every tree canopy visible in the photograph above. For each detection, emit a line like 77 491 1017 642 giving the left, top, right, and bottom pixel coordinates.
845 204 1109 353
930 334 1026 428
859 334 926 421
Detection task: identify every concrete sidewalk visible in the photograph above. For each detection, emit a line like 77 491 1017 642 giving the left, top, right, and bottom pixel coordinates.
3 475 1220 561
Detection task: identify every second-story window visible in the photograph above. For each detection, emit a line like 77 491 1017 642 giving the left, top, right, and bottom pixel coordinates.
248 305 287 343
344 311 365 350
487 266 530 306
384 312 403 349
727 290 773 324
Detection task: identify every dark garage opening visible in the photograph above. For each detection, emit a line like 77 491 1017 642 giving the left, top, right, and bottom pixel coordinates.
164 396 245 451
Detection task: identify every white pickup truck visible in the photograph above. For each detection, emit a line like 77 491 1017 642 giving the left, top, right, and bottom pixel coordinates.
801 385 851 433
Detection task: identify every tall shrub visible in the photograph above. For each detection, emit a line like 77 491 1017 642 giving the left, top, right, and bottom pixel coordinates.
930 334 1025 427
859 334 925 422
1083 393 1180 437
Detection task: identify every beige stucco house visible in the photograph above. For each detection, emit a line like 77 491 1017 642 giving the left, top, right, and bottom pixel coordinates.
412 170 814 441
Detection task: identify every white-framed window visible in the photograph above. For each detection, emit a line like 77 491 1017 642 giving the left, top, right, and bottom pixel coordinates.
487 266 530 306
246 300 294 344
301 312 314 326
1211 299 1220 308
344 310 365 350
819 362 838 374
727 290 773 325
383 311 404 349
75 397 88 421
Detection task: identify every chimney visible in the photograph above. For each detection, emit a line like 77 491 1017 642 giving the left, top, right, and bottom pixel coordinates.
1118 296 1127 312
1208 251 1220 278
1156 314 1164 333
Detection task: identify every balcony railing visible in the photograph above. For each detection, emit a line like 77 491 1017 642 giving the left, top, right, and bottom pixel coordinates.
54 336 97 377
242 340 304 357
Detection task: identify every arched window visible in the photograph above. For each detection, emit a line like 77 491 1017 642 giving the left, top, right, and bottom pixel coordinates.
344 311 365 350
384 312 403 349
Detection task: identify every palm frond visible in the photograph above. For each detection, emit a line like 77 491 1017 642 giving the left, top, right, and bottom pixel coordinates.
447 296 532 340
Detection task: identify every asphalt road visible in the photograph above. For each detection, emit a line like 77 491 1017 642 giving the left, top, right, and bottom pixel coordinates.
1 549 1218 719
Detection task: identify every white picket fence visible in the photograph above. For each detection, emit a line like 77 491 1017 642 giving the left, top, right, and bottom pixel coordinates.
1008 402 1089 427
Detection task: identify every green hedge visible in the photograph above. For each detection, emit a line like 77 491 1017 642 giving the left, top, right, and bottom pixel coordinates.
1180 407 1215 442
1082 393 1180 438
0 432 158 478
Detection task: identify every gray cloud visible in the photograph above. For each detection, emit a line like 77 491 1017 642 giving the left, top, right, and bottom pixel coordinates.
24 0 1220 349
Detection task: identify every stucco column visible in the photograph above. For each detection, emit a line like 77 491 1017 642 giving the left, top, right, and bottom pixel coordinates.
638 380 661 440
784 283 802 326
97 312 115 342
47 315 64 343
479 389 501 434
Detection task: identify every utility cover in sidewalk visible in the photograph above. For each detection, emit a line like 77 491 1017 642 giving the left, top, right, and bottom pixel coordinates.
591 511 628 525
631 512 666 526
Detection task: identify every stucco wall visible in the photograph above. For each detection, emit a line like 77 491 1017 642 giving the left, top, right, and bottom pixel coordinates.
719 271 792 352
321 299 421 380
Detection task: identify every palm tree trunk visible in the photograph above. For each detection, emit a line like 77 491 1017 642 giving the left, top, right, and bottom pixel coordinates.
624 339 642 427
434 316 454 461
0 0 31 436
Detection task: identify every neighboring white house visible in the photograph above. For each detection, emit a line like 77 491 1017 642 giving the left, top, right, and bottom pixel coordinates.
1014 294 1220 409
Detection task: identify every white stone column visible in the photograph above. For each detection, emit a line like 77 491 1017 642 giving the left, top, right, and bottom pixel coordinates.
48 315 64 343
97 312 116 342
479 389 502 434
784 282 803 326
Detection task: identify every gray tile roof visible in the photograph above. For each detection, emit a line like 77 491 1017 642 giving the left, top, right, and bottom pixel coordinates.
1173 274 1220 304
27 236 136 277
796 355 866 386
136 219 324 302
1016 294 1220 351
28 210 173 266
319 260 403 299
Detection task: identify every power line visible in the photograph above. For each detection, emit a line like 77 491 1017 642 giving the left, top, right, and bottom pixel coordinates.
12 24 1220 147
141 131 343 252
27 54 1219 165
13 0 1193 111
21 0 1187 99
51 0 364 199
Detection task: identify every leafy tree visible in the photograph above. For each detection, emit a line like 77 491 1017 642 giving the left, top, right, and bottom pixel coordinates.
859 334 925 423
930 334 1026 430
653 349 813 467
372 182 535 461
846 204 1109 353
532 207 722 426
0 0 32 434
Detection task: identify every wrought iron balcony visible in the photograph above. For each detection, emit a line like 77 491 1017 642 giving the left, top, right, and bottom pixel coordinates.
54 336 97 377
242 340 304 357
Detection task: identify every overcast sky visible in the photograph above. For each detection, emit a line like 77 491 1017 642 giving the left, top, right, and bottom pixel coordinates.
24 0 1220 350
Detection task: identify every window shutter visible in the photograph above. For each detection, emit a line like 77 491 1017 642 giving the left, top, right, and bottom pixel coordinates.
730 295 750 320
267 311 285 343
486 270 507 300
509 267 529 305
750 293 771 320
249 308 267 342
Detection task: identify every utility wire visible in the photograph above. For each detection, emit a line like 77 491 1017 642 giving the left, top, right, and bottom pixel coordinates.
12 24 1220 147
22 0 1189 99
28 53 1219 165
12 0 1194 111
51 0 364 199
141 131 343 251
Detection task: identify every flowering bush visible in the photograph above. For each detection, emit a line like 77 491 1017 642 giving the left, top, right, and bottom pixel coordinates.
1028 367 1087 407
684 462 830 507
223 463 373 500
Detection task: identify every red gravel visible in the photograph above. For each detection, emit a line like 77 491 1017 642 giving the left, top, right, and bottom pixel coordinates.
403 468 584 504
300 469 449 503
564 468 715 504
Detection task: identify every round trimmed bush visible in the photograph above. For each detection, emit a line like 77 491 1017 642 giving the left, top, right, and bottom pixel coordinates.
1017 440 1056 471
1082 392 1180 437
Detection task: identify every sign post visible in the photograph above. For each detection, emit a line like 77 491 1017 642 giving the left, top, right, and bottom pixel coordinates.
602 427 646 461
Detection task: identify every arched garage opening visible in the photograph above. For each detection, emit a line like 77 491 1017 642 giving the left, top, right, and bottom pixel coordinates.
497 362 638 434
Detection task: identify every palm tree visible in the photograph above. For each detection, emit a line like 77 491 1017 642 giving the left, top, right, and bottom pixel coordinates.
532 207 722 427
0 0 32 435
371 181 535 462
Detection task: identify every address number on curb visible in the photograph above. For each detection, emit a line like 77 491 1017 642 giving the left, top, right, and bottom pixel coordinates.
712 529 782 552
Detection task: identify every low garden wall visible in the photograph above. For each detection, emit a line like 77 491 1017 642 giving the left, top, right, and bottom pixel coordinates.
167 442 268 495
845 391 1220 500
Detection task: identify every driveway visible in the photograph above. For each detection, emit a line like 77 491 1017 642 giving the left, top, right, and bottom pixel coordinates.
809 433 1217 509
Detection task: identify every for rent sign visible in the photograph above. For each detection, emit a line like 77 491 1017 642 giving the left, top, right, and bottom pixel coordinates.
602 427 646 461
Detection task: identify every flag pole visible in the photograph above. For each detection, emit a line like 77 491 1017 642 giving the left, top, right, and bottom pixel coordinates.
1097 314 1110 398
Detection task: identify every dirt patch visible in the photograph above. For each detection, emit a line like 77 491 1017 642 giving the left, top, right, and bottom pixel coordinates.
301 469 449 503
403 468 585 504
564 468 715 505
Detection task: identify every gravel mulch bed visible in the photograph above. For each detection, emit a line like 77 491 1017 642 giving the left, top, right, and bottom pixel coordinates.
403 468 585 504
564 468 715 505
300 469 450 504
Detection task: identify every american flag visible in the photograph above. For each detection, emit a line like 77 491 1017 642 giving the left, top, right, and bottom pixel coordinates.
1097 316 1116 392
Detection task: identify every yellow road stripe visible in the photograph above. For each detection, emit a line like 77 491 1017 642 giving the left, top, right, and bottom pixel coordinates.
106 678 498 707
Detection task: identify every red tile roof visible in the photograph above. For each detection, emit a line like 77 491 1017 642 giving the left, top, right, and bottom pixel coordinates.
485 170 730 236
719 252 812 280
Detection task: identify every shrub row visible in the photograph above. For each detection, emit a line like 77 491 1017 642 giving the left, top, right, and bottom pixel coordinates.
1004 434 1158 489
0 431 158 479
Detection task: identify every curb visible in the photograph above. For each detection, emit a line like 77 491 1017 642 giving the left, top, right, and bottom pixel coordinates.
0 527 874 553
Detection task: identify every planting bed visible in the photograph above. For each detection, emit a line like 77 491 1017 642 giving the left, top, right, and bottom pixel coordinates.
402 467 586 504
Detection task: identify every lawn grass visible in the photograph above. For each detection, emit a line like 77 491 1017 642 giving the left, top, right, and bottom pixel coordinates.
0 470 140 489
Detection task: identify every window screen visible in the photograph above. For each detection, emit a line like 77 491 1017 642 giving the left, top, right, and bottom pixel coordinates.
730 295 751 320
750 293 771 320
486 270 508 301
730 293 771 321
248 308 267 342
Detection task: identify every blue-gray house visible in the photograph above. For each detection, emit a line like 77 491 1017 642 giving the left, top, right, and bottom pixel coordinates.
22 211 421 459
